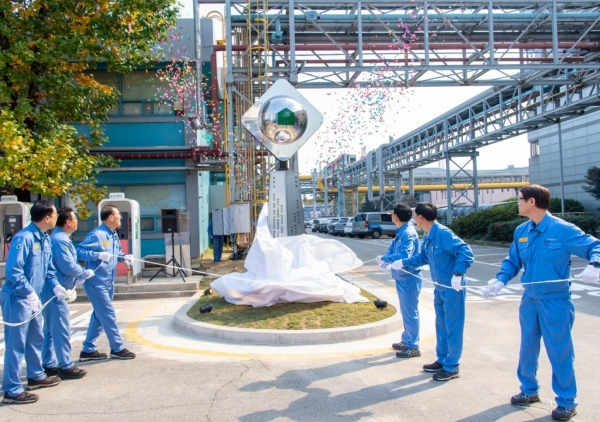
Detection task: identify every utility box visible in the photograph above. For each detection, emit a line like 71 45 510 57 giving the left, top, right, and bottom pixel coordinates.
229 202 252 233
98 194 141 282
0 196 32 280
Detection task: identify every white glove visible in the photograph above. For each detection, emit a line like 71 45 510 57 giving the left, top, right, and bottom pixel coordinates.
84 269 95 279
53 285 67 300
65 289 77 303
451 275 464 291
98 252 111 262
123 254 134 267
379 262 390 272
27 293 42 313
483 280 504 299
574 264 600 284
391 260 404 271
375 255 384 266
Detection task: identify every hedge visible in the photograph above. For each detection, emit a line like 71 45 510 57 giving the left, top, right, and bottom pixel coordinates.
448 203 519 239
487 215 598 242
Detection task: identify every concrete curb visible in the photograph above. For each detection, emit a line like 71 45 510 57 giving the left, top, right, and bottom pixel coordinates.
174 290 401 346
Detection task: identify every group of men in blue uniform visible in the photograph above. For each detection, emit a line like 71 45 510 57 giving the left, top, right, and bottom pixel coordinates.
1 201 136 404
377 185 600 421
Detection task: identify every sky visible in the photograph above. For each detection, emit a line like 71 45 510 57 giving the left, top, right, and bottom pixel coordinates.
179 2 531 174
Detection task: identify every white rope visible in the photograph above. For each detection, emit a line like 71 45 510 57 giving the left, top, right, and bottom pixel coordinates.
0 295 57 327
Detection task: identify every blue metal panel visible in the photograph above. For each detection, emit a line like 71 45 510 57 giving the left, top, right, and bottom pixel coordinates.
104 123 185 147
142 239 166 256
72 122 185 147
96 171 185 185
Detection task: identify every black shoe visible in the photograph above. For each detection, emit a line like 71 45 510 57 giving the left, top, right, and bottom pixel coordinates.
58 366 87 379
79 350 108 362
423 361 444 372
26 376 61 390
432 369 460 381
110 348 136 360
551 406 577 421
396 348 421 358
43 366 59 376
392 342 406 351
2 392 39 404
510 392 540 406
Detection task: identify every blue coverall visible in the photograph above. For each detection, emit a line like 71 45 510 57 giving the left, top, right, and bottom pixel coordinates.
76 224 125 353
208 221 223 262
496 213 600 410
381 223 422 349
401 221 474 372
1 223 59 396
40 227 87 370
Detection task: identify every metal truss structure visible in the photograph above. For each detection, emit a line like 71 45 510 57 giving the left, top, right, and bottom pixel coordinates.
201 0 600 222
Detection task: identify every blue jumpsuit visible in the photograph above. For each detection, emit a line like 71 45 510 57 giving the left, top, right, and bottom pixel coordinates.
1 223 59 396
381 223 422 349
401 221 474 372
496 213 600 410
76 224 125 353
40 227 87 370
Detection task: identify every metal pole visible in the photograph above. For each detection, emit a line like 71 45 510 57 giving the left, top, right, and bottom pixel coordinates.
324 166 329 216
312 169 317 218
557 118 565 216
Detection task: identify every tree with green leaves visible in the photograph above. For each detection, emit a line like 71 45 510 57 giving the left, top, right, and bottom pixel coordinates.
582 166 600 205
0 1 179 217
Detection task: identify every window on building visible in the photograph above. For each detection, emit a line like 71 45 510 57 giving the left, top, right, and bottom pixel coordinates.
530 140 539 157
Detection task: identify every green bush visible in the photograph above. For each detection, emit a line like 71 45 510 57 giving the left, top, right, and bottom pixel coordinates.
560 214 598 235
449 203 520 239
488 219 526 242
548 198 585 213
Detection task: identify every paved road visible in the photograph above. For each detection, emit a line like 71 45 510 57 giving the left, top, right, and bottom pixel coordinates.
0 233 599 421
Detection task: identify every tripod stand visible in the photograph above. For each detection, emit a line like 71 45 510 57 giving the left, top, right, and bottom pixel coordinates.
149 232 187 282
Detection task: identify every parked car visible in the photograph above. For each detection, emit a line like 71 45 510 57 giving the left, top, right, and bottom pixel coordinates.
327 218 340 234
311 219 321 232
305 219 313 229
333 217 349 236
344 217 354 237
352 212 396 239
318 218 331 233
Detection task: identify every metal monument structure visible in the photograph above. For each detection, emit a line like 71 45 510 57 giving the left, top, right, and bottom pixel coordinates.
200 0 600 226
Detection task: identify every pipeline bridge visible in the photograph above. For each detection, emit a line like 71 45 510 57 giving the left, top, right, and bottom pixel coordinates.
196 0 600 230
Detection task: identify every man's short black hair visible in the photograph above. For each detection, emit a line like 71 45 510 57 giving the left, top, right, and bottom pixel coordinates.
100 205 118 221
56 207 74 228
414 202 437 221
30 200 55 223
393 203 412 222
519 185 550 210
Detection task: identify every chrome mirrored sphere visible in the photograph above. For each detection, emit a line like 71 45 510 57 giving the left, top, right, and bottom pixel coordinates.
259 96 308 144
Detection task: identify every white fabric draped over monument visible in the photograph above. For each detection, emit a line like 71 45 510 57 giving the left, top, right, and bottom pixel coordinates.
210 203 367 307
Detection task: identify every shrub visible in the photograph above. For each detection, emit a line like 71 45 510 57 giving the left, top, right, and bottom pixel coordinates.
548 198 585 213
560 214 598 235
449 203 520 239
488 219 526 242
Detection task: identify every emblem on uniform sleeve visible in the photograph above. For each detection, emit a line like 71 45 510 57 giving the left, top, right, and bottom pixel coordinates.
15 244 22 250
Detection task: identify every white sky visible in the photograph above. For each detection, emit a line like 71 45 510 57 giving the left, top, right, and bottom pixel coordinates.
179 2 531 173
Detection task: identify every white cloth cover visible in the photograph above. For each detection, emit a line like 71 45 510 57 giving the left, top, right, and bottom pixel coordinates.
211 203 368 307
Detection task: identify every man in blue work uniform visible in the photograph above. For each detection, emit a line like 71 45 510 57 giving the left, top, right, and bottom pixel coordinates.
2 200 63 404
376 204 422 358
76 204 135 361
484 185 600 421
41 207 94 380
391 202 473 381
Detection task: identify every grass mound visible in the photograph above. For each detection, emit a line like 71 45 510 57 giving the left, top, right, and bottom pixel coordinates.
187 279 395 330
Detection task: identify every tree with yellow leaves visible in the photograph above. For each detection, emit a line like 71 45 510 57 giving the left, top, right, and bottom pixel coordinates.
0 0 179 217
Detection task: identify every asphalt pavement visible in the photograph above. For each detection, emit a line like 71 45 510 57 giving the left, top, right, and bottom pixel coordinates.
0 232 599 421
